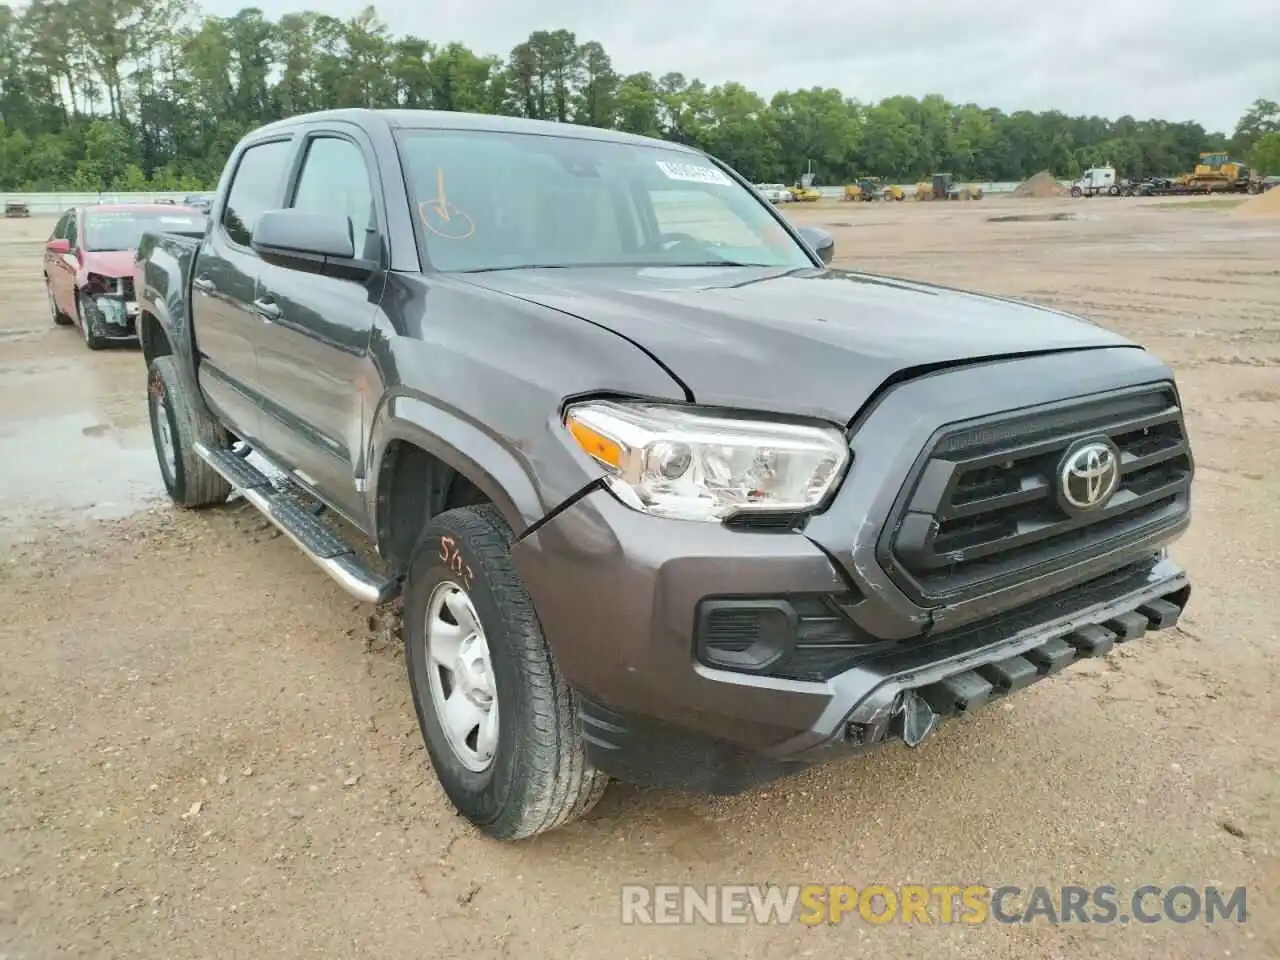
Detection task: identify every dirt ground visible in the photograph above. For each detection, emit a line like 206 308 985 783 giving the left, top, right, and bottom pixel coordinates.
1 197 1277 959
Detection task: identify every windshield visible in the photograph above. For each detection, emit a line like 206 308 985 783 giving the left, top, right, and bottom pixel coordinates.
394 129 813 272
82 209 206 252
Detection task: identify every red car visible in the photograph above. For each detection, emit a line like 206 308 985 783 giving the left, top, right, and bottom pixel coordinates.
44 203 207 349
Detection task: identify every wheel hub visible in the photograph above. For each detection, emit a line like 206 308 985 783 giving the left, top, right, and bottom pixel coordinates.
151 387 177 481
425 581 499 772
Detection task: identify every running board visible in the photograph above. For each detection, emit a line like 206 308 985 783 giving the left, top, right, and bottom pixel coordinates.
194 442 399 605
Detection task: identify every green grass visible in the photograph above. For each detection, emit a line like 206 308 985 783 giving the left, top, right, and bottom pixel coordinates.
1150 198 1247 211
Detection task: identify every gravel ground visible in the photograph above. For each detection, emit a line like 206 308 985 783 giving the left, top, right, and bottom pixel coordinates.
1 197 1277 959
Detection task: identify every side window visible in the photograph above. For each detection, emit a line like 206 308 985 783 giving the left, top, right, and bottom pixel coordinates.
49 212 68 242
290 136 377 260
66 212 79 247
647 189 761 248
222 139 294 247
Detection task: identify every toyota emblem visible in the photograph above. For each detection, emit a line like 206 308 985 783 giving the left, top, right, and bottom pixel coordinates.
1058 440 1121 513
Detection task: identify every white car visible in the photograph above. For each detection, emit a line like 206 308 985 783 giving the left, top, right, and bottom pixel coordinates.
756 183 794 204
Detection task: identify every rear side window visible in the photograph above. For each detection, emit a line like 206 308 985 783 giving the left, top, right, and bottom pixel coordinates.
291 137 378 260
222 139 293 247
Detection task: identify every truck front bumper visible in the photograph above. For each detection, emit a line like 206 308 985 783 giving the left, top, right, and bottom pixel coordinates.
513 488 1190 795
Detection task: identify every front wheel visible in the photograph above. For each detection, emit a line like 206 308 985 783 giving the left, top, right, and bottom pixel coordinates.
404 504 607 840
47 281 71 326
146 355 232 508
1071 186 1083 198
76 292 108 350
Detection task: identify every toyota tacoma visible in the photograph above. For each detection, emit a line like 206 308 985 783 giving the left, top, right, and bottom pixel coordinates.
133 109 1194 841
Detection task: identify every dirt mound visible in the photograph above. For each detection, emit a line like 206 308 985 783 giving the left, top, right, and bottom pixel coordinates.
1013 170 1070 199
1232 187 1280 219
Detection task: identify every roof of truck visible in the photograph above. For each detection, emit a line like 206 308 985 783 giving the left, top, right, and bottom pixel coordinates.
248 108 698 153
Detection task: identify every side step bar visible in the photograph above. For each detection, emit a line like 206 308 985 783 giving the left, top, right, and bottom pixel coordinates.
194 442 399 605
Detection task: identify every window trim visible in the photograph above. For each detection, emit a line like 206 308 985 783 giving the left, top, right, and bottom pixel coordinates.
284 129 387 267
218 134 298 253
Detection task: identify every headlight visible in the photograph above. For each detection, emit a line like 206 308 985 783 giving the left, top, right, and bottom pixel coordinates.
85 273 121 295
564 400 850 522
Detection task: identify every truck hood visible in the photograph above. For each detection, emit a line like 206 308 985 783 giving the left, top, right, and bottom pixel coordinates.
460 265 1136 423
80 250 136 278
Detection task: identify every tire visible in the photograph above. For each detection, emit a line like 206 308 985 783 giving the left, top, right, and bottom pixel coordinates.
404 504 607 840
1109 185 1120 197
146 355 232 508
1071 186 1082 198
76 292 108 350
47 280 71 326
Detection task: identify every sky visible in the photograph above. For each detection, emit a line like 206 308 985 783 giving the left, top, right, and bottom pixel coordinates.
207 0 1278 134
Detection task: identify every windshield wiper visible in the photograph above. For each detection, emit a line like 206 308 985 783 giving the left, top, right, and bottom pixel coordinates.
456 260 783 274
659 260 775 268
457 264 578 274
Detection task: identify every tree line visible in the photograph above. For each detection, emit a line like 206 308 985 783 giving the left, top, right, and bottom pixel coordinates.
0 1 1277 193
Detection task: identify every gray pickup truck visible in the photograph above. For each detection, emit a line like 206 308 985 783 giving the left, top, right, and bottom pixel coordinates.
134 109 1194 841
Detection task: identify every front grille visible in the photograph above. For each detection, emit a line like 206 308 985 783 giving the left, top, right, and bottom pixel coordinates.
882 384 1192 602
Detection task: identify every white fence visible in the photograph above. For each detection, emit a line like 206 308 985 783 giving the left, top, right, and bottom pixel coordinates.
2 181 1052 216
2 192 214 215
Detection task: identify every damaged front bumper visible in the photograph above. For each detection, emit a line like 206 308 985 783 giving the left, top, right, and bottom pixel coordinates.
774 559 1190 763
517 482 1193 796
83 287 140 341
573 562 1190 794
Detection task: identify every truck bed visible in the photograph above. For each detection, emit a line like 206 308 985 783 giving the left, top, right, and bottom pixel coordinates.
134 230 203 336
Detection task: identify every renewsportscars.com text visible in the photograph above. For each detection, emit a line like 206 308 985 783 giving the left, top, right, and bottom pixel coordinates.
620 884 1247 926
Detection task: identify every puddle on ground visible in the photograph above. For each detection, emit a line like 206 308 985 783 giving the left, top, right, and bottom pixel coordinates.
987 212 1077 223
0 353 165 528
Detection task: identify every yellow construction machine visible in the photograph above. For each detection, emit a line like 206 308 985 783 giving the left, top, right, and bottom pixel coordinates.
843 178 884 201
1182 153 1252 193
790 181 822 202
914 173 982 200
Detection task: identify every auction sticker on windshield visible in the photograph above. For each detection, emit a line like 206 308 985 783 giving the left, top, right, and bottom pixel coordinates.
656 160 732 186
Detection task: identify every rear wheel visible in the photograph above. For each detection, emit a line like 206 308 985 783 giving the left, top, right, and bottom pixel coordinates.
146 355 232 508
404 504 607 840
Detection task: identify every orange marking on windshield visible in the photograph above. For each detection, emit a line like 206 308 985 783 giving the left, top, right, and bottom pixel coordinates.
435 168 450 222
419 167 476 240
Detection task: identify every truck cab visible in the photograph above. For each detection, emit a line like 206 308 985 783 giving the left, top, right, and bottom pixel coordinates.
1071 166 1119 197
132 109 1195 843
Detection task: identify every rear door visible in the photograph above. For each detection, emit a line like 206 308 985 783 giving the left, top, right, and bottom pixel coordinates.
192 136 296 444
252 128 387 527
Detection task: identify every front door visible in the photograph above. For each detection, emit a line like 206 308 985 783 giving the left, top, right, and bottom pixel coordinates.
46 211 78 315
191 136 296 444
253 132 386 527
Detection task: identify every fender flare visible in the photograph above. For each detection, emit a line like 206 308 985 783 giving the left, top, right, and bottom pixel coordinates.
367 393 551 539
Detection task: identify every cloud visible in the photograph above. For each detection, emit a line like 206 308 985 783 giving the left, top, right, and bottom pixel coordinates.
207 0 1278 132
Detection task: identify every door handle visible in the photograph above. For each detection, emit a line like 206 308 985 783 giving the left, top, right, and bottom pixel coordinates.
252 298 282 321
192 276 214 293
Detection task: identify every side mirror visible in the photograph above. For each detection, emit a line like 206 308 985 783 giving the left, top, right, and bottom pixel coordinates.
46 238 71 255
251 209 376 278
797 226 835 266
